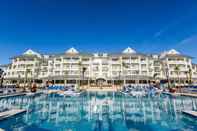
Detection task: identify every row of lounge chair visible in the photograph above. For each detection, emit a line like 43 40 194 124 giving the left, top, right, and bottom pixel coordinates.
0 107 9 113
47 85 76 91
185 85 197 89
123 85 155 90
0 88 17 95
122 84 161 97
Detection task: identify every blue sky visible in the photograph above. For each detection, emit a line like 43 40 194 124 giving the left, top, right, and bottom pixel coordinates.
0 0 197 64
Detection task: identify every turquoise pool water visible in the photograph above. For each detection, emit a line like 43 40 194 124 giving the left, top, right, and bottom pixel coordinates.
0 92 197 131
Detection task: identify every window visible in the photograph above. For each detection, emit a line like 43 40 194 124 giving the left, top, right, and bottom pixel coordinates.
56 58 61 61
55 64 61 67
141 58 146 62
55 71 60 75
82 58 89 61
102 67 108 71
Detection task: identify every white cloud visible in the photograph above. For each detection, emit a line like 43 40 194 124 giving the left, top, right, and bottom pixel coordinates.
176 34 197 63
178 34 197 46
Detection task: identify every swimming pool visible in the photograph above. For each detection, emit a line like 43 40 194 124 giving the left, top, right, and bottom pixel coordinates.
0 92 197 131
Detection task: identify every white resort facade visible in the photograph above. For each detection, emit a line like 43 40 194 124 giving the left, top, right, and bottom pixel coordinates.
1 47 197 88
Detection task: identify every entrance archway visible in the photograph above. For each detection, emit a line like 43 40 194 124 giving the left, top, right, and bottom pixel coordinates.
96 78 106 86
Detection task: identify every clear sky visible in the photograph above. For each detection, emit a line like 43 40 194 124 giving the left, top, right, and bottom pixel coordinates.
0 0 197 64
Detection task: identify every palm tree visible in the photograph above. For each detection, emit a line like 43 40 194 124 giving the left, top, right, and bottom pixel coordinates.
153 73 158 83
82 67 87 80
122 62 129 85
32 68 40 91
185 71 189 84
188 67 192 84
17 74 21 88
79 61 87 86
64 69 67 86
24 68 31 91
0 68 4 88
82 67 87 86
185 67 192 85
34 68 40 83
0 68 3 77
78 61 82 86
174 65 180 85
162 62 170 89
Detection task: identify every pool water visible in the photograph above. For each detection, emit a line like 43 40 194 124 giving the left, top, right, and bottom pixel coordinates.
0 92 197 131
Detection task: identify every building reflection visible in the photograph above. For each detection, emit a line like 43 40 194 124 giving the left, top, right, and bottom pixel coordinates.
0 93 197 130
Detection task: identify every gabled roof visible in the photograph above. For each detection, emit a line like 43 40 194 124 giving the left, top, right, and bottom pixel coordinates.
167 49 180 55
108 47 150 57
160 49 192 59
11 49 42 59
23 49 41 57
122 47 136 54
65 47 79 54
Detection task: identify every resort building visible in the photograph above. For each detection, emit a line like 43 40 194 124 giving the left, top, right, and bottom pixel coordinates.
1 47 197 87
159 49 193 84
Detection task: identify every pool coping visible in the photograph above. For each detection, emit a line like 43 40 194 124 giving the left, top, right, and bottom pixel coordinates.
163 92 197 98
0 109 27 121
0 93 26 99
182 110 197 118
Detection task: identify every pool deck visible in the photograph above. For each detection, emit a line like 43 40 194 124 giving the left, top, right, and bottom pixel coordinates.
0 109 26 121
0 91 43 99
0 93 26 99
25 92 43 96
86 88 118 92
180 93 197 97
182 110 197 118
163 92 197 98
